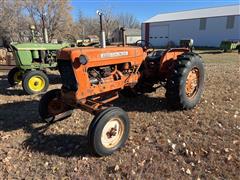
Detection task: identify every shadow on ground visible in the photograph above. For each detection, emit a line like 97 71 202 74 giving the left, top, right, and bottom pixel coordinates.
0 74 25 95
23 124 90 157
0 100 90 157
115 93 177 113
198 51 223 54
0 91 176 157
48 73 62 85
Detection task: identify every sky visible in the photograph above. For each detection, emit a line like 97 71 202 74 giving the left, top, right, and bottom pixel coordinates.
70 0 239 22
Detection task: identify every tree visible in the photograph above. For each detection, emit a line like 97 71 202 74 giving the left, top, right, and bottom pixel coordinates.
24 0 73 42
75 11 101 38
102 9 119 39
116 13 140 29
0 0 26 44
75 9 140 40
0 1 141 45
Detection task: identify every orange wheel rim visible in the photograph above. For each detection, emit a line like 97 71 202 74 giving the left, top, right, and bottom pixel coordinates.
185 67 199 98
48 99 64 116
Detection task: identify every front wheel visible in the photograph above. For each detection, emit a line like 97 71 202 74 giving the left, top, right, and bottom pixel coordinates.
22 70 49 95
165 53 204 109
88 107 130 156
39 89 73 123
7 67 24 86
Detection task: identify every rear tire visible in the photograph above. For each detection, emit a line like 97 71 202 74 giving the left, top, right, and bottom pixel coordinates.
39 89 73 123
8 67 24 86
165 53 204 109
88 107 130 156
22 70 49 95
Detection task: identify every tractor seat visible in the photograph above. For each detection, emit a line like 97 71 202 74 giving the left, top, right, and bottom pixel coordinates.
146 50 164 62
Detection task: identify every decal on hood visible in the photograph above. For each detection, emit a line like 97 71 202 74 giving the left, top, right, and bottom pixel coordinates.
100 51 128 58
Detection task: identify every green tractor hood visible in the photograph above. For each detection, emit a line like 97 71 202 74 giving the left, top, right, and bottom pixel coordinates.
10 42 70 69
11 43 69 51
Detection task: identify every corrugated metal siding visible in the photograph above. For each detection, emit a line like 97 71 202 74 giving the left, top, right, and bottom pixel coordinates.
145 5 240 23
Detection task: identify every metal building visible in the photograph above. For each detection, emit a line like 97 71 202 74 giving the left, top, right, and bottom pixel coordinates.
111 28 141 44
142 5 240 47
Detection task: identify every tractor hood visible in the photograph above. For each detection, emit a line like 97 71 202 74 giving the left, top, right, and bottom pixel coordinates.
11 43 69 51
58 46 145 63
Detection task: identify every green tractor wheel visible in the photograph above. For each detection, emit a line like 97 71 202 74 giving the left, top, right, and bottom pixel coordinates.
22 70 49 95
8 67 25 86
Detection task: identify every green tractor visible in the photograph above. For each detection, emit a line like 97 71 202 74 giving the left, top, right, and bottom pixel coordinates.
220 40 240 52
8 42 69 94
7 25 70 94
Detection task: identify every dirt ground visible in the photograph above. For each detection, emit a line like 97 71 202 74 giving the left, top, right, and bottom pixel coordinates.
0 51 239 179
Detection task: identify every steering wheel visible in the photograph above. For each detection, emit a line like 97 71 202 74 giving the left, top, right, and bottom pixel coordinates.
135 40 155 53
6 44 13 52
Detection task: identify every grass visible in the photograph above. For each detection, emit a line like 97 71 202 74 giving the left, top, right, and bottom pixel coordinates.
197 51 239 64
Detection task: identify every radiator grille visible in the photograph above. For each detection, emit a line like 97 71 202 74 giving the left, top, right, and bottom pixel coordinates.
57 60 78 91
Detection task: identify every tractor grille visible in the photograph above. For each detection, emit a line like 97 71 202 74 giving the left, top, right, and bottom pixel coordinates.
57 60 78 91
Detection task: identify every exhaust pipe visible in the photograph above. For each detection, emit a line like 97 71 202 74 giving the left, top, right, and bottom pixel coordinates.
43 28 49 43
120 27 126 46
101 31 106 48
97 10 106 48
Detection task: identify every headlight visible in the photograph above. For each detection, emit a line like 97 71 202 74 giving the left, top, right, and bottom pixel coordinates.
79 55 88 65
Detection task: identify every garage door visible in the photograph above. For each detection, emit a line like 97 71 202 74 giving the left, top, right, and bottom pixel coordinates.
149 24 169 47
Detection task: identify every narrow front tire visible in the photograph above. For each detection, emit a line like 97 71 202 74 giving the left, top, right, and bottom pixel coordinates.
39 89 73 123
88 107 130 156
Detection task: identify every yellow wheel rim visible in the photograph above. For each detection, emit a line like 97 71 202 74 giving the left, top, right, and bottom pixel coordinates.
28 75 45 92
13 71 23 84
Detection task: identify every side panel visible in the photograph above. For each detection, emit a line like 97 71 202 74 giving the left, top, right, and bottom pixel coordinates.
16 50 32 66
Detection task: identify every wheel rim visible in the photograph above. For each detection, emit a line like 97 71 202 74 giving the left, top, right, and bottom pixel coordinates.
28 75 45 92
13 71 23 84
185 67 199 98
48 98 65 116
101 117 124 149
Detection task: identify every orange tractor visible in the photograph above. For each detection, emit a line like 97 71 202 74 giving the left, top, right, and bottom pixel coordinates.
39 23 204 156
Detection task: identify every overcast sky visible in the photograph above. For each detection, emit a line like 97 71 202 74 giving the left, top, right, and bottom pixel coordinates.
70 0 239 22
